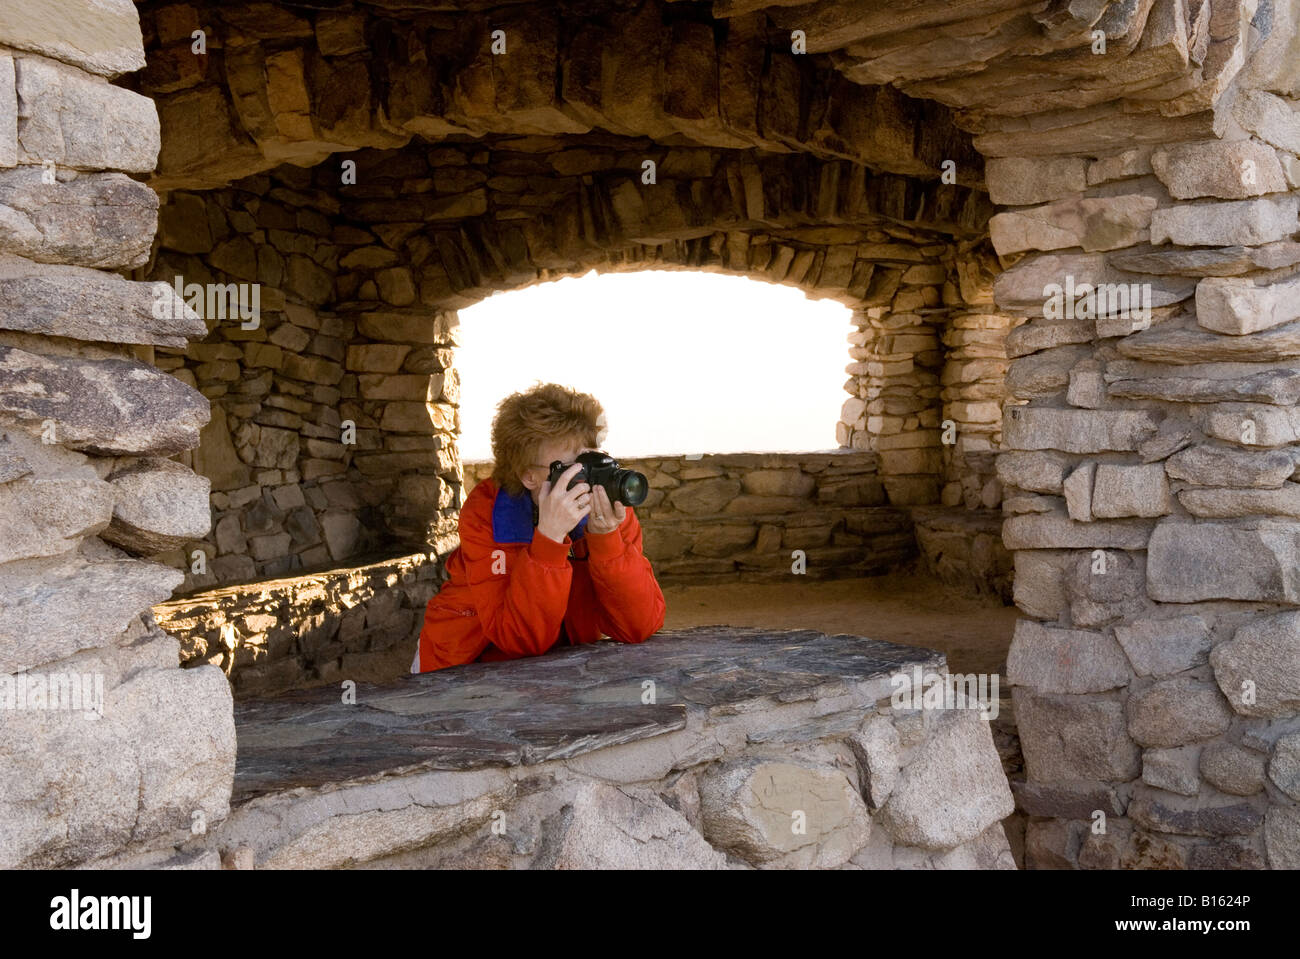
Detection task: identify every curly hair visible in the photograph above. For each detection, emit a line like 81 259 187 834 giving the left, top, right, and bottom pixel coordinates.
489 382 607 496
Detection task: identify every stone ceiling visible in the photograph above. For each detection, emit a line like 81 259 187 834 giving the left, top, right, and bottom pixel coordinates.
128 0 1287 195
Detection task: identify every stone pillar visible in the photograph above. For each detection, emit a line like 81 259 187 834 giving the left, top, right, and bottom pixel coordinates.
341 308 464 546
841 259 947 505
989 52 1300 867
940 243 1023 509
0 2 234 867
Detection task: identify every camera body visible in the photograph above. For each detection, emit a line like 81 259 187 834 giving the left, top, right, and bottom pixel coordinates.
548 450 649 507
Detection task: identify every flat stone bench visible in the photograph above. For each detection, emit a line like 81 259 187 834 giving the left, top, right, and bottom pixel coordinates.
207 626 1016 869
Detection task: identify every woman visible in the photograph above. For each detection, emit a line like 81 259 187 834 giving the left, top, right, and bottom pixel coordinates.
412 382 666 672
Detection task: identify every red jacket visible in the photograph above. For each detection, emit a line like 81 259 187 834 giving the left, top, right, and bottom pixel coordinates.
413 476 667 672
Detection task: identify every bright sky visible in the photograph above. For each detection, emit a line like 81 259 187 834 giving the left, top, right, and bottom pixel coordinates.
455 269 853 462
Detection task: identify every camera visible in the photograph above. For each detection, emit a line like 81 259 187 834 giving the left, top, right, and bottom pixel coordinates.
548 451 649 507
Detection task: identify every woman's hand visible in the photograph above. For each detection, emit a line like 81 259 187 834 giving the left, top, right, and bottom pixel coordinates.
537 462 591 544
586 483 627 535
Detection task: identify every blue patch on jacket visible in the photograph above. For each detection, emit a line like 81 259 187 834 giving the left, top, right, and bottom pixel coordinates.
492 482 588 544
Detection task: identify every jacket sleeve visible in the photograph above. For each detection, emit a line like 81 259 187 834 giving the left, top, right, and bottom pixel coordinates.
461 501 574 658
583 506 666 644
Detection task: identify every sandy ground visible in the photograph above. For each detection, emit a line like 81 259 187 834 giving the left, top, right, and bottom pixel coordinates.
660 571 1020 676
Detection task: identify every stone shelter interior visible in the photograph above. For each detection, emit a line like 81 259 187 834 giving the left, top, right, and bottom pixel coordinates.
3 0 1300 871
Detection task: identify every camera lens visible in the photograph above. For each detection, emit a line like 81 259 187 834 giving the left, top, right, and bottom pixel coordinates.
619 471 648 506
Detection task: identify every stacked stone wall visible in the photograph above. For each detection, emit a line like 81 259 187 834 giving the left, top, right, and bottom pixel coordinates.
991 62 1300 868
0 5 234 869
465 450 916 585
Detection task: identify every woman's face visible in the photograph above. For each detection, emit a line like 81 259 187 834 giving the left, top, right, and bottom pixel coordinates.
520 436 596 503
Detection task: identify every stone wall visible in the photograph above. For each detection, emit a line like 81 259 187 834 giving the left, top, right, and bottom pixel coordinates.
0 3 234 868
154 552 442 699
146 137 1013 594
988 17 1300 870
839 239 1023 511
464 450 916 585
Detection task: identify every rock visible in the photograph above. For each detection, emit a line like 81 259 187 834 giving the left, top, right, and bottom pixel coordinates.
1005 318 1094 357
0 0 145 77
0 254 204 347
996 450 1070 493
1113 615 1212 677
1118 318 1300 364
846 715 899 809
355 310 457 345
537 782 728 869
1002 510 1154 550
923 821 1016 870
995 252 1195 316
1109 240 1300 277
990 194 1156 254
1063 461 1094 520
1186 842 1266 870
741 469 815 498
1165 444 1296 488
1077 820 1186 869
1179 485 1300 519
1232 90 1300 155
225 775 513 871
1146 518 1300 603
668 477 741 515
877 710 1013 851
1012 550 1068 619
1012 780 1122 818
1200 742 1267 796
1067 365 1105 408
0 547 183 673
14 55 159 172
1264 806 1300 869
101 457 212 555
192 406 250 493
0 430 113 564
1065 543 1139 596
1090 463 1171 518
0 431 31 483
1266 732 1300 802
1210 610 1300 718
1128 790 1264 837
1087 147 1153 186
1006 620 1130 693
1149 195 1300 247
1006 344 1090 399
1024 819 1080 869
0 168 158 269
697 757 871 867
1142 746 1201 796
1002 407 1160 453
110 664 235 842
1151 138 1288 199
1127 679 1233 747
1203 403 1300 447
0 346 209 456
1196 273 1300 335
1013 688 1141 782
1137 417 1194 462
252 425 298 470
984 156 1088 205
321 512 361 561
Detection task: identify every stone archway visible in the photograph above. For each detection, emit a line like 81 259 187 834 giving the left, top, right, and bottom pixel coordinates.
3 0 1299 870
